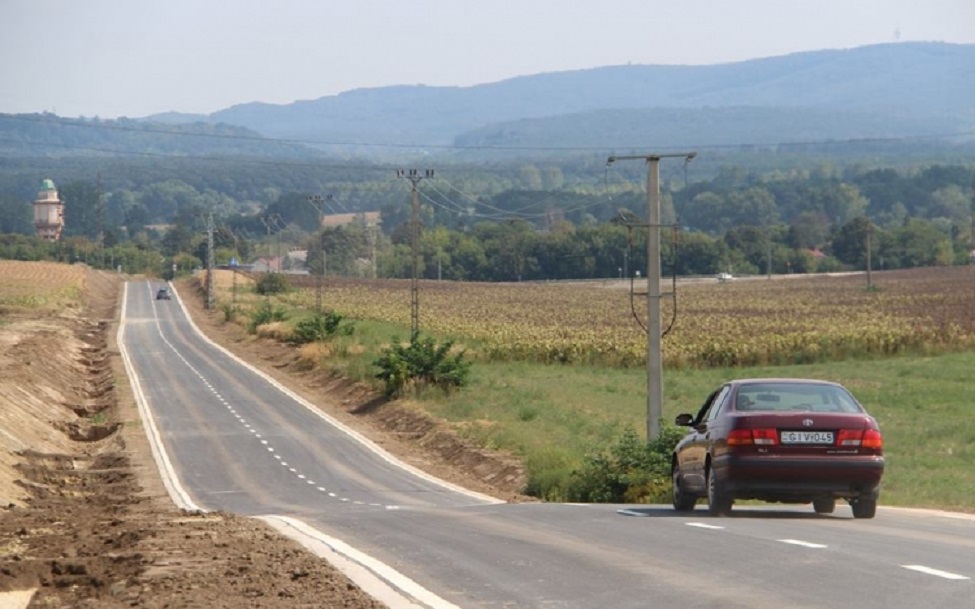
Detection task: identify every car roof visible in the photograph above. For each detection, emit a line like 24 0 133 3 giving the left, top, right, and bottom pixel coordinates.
728 378 843 388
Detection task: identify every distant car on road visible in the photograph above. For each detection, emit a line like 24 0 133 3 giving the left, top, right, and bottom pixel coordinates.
156 287 171 300
671 378 884 518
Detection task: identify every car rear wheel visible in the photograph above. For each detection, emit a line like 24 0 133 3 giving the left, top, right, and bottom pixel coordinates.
813 497 836 514
672 464 696 512
850 497 877 519
706 466 732 516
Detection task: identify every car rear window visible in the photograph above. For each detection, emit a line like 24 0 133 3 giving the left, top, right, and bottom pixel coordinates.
735 383 862 413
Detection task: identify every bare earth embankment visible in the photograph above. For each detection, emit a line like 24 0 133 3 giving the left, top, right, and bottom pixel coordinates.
0 262 524 608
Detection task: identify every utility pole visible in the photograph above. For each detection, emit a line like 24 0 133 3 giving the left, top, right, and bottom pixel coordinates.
205 212 215 310
397 169 434 340
606 152 696 441
307 194 332 312
96 172 104 268
259 215 273 261
970 179 975 264
368 222 378 279
866 219 873 289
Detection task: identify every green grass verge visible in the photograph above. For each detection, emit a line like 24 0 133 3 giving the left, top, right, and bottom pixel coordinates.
350 343 975 510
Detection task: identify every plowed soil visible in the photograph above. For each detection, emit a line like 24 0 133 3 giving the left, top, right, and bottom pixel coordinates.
0 265 526 608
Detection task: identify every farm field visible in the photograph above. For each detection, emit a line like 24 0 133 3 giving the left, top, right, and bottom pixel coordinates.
251 266 975 369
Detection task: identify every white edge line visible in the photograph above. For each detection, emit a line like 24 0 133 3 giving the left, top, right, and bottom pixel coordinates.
170 281 503 505
617 508 650 517
260 515 463 609
901 565 970 580
778 539 827 549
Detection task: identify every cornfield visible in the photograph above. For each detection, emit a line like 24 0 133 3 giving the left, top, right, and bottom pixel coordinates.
228 267 975 369
0 261 86 312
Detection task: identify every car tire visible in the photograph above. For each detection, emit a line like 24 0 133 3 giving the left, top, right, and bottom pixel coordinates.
851 497 877 519
813 497 836 514
672 464 696 512
706 465 732 516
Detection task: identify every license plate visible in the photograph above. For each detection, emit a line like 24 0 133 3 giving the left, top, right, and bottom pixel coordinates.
780 430 834 444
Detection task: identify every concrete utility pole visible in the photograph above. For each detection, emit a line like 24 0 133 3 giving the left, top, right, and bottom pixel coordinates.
397 169 434 340
865 219 874 289
307 194 332 312
96 172 104 268
606 152 696 441
205 212 215 310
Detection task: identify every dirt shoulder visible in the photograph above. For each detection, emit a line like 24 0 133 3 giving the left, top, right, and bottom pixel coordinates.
1 266 527 608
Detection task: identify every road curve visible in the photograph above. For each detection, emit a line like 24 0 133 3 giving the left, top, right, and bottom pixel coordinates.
120 280 974 609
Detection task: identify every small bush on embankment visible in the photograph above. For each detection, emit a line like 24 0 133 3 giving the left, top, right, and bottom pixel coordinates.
374 334 472 398
566 426 686 503
247 300 288 334
291 310 355 344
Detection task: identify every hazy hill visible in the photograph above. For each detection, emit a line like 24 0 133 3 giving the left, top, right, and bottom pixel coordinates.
0 114 320 158
4 42 972 161
200 42 974 152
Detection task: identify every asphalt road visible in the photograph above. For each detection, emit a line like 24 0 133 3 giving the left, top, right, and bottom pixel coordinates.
120 280 974 609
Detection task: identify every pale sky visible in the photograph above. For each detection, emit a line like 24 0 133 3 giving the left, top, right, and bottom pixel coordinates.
2 0 973 119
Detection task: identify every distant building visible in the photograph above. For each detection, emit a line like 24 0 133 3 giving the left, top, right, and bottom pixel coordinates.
250 256 282 273
32 178 65 241
321 211 381 229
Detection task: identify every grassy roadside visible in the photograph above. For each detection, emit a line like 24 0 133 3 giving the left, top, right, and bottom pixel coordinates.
208 271 975 512
405 353 975 510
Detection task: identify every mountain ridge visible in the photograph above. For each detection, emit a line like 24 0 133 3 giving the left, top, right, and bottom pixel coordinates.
4 42 971 161
180 42 973 152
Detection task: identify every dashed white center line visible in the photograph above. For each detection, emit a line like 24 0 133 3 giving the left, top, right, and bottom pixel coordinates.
902 565 970 580
685 522 725 530
155 330 399 510
778 539 827 549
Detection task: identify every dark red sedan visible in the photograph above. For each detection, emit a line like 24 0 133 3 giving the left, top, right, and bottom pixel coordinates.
671 378 885 518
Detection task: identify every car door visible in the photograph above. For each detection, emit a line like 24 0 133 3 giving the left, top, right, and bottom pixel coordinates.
681 385 731 486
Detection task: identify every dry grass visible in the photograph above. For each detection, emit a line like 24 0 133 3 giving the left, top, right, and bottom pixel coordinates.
0 261 87 313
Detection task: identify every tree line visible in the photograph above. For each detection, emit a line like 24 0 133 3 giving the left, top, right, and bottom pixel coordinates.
0 158 972 280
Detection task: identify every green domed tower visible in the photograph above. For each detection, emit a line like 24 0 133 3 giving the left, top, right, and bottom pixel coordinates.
33 178 65 241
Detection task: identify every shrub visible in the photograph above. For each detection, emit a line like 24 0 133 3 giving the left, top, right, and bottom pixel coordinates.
566 425 686 503
291 310 355 345
373 334 472 398
221 303 240 322
255 272 288 295
248 300 288 334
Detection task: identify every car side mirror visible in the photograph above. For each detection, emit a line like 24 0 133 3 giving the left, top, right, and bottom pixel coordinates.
675 413 694 426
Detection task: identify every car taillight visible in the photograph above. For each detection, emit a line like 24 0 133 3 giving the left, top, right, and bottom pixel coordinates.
728 428 778 446
727 429 753 446
836 429 864 446
862 429 883 449
752 428 778 446
835 429 884 449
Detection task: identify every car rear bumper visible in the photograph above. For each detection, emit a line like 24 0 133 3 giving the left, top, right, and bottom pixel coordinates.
712 453 885 500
